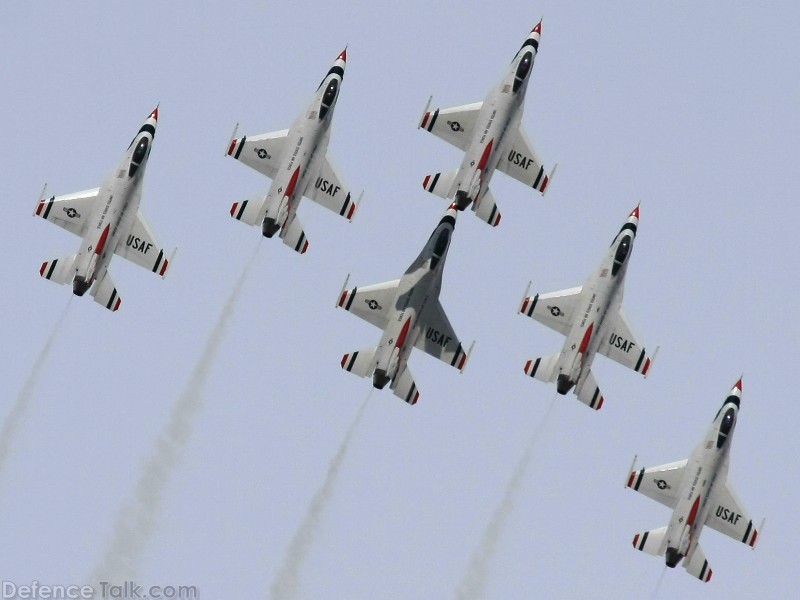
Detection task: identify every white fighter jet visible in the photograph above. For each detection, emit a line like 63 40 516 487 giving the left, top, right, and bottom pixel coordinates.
518 206 654 410
336 204 471 404
226 49 358 254
626 378 760 582
417 21 554 226
34 107 173 311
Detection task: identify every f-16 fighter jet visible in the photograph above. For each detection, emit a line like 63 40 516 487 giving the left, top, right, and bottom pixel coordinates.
34 107 173 312
626 378 760 582
418 21 555 226
226 49 358 254
336 204 471 404
518 206 654 410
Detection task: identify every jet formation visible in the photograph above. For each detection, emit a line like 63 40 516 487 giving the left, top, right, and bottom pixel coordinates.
626 379 760 582
226 49 359 254
35 107 173 311
336 204 471 404
518 206 655 410
418 21 555 226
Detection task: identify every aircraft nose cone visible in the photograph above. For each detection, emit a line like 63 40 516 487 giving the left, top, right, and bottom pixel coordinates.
149 106 159 121
630 204 640 220
338 47 347 62
533 20 542 35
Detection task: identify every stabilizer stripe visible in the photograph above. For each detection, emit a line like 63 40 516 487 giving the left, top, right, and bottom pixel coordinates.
106 288 117 310
633 468 645 491
635 349 646 372
532 166 544 189
344 287 357 311
427 109 439 132
450 343 463 367
346 352 359 371
236 199 248 220
152 250 164 273
742 520 753 544
339 193 351 216
43 198 55 220
528 294 539 317
234 135 246 160
46 259 58 279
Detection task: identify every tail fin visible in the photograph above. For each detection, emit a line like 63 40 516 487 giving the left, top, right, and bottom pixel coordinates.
341 347 377 378
473 187 501 227
576 368 604 411
280 212 309 255
632 526 667 557
90 270 122 312
391 364 419 405
523 353 559 384
422 169 457 200
39 254 77 285
684 543 713 582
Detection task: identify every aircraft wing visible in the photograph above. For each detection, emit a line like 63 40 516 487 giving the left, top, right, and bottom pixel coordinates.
227 129 289 179
705 481 759 547
597 308 653 376
305 155 357 221
519 286 582 336
34 188 100 237
419 102 483 152
114 209 172 277
496 127 550 193
338 280 401 330
414 299 469 371
626 459 688 509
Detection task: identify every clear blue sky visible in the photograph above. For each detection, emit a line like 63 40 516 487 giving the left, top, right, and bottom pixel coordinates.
0 2 796 598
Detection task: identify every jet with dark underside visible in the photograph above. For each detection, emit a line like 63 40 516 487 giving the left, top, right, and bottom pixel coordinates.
336 204 471 404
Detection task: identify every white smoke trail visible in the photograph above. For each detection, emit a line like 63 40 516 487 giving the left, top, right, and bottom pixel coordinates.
0 299 71 479
454 394 558 600
651 565 668 599
91 243 261 582
268 392 371 600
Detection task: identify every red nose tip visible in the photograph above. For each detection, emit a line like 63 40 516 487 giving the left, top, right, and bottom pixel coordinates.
533 20 542 34
338 48 347 62
630 204 640 219
149 106 159 121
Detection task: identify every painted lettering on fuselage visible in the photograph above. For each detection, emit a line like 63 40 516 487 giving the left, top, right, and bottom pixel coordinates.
715 506 742 525
126 235 153 254
315 177 340 197
425 327 451 348
608 333 636 353
507 150 534 170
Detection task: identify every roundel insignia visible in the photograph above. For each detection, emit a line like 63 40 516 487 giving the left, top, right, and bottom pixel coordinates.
548 305 562 317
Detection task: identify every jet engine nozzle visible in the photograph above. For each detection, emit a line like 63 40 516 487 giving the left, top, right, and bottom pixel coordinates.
73 276 91 297
373 369 390 390
556 374 574 395
262 217 280 238
665 547 683 568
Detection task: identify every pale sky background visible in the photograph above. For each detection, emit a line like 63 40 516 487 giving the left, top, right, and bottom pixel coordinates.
1 2 797 599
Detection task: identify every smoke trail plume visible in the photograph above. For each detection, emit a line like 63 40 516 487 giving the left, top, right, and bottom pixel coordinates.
91 244 260 582
0 299 71 479
269 393 371 600
454 395 558 600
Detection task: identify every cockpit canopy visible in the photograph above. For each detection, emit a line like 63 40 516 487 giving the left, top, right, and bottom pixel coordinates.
512 51 533 93
430 229 450 269
611 235 631 276
128 137 149 177
716 407 736 448
319 79 339 120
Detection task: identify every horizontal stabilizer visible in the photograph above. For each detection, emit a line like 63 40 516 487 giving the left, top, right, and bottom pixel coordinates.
684 543 713 582
229 195 267 227
39 254 77 285
422 169 457 200
473 188 501 227
576 369 604 410
340 347 376 379
391 364 419 405
280 212 309 255
90 270 121 312
523 353 559 384
632 526 667 557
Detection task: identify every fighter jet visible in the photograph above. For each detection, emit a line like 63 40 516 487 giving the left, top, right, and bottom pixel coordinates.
626 378 760 582
517 206 654 409
34 107 173 311
417 21 555 226
336 204 471 404
226 49 358 254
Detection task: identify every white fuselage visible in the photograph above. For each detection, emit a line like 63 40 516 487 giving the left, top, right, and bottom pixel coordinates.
261 70 341 232
663 399 738 567
555 225 635 394
71 121 154 295
450 39 536 205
